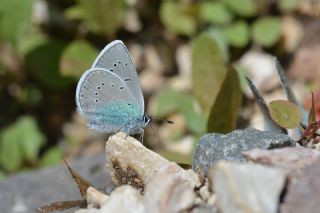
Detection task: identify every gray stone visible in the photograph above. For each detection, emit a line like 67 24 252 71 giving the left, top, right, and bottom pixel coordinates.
210 161 287 213
192 127 295 175
0 153 113 213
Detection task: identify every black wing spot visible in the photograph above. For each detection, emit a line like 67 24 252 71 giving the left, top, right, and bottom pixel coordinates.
95 92 98 96
113 63 117 67
110 69 114 72
112 98 116 101
119 86 124 90
110 84 114 87
80 95 84 98
125 62 128 66
102 83 105 86
124 78 130 81
95 99 98 103
97 86 101 90
128 103 131 106
118 61 121 64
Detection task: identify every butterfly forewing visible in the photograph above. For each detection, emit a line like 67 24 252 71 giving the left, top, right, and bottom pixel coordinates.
76 68 142 133
91 40 144 113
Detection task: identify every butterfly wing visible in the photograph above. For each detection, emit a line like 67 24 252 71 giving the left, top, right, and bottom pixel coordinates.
76 68 142 133
91 40 145 113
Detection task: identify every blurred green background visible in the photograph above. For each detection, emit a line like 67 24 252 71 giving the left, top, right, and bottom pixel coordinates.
0 0 319 179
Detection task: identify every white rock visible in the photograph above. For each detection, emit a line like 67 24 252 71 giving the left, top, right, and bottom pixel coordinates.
144 163 196 213
100 185 144 213
86 187 109 209
210 161 287 213
105 132 170 191
106 133 200 191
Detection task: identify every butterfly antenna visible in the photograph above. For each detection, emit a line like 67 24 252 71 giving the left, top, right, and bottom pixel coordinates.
153 117 174 124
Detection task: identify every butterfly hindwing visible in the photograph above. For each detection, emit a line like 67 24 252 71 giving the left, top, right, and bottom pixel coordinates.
76 68 142 133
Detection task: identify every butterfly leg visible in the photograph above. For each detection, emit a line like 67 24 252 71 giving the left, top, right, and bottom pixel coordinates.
139 128 144 143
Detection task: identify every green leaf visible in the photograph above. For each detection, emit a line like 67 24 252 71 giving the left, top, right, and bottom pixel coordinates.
219 0 258 17
252 17 281 47
191 33 227 117
0 0 33 43
308 93 316 124
268 100 302 129
17 117 45 162
150 88 206 135
179 94 206 135
0 116 45 172
160 1 197 36
0 128 22 172
222 21 249 48
25 40 74 89
17 33 48 56
40 147 62 167
277 0 299 12
65 0 127 36
60 40 98 78
151 88 183 117
207 28 229 61
207 69 242 133
200 2 233 25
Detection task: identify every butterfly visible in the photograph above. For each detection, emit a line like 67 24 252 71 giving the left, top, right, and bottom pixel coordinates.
76 40 152 141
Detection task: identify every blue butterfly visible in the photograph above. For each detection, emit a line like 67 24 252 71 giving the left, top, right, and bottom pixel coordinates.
76 40 152 140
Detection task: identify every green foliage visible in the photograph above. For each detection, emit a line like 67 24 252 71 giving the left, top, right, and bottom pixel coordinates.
40 147 62 167
60 40 98 78
160 1 197 36
268 100 302 129
25 40 74 89
66 0 127 36
222 21 249 48
17 33 48 56
0 116 45 172
0 0 33 44
219 0 258 17
252 17 281 47
277 0 299 12
200 2 233 25
207 69 242 133
151 88 206 136
192 33 227 117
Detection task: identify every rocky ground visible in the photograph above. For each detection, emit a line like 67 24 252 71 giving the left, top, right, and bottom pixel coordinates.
2 128 320 213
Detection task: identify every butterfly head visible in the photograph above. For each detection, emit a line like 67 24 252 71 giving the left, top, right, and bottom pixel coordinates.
143 115 152 127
